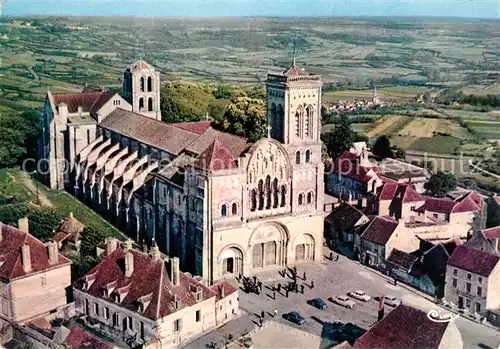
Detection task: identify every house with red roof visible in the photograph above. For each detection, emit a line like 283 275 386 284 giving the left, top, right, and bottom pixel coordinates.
444 245 500 318
377 183 425 220
73 238 238 348
0 218 71 324
326 147 383 208
465 225 500 256
337 304 463 349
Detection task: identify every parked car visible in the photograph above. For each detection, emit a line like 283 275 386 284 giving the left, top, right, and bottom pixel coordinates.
308 298 328 310
384 295 401 307
284 311 306 325
349 290 371 302
333 295 356 309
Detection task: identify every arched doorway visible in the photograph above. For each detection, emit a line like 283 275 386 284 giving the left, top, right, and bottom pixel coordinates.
250 223 288 270
220 247 243 276
294 234 315 262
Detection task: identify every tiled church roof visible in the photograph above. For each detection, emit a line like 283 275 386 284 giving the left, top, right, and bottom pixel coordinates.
52 91 114 114
0 223 71 280
172 121 212 135
282 64 310 77
193 139 238 172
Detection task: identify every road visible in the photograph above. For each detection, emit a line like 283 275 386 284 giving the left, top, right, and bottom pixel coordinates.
186 249 500 349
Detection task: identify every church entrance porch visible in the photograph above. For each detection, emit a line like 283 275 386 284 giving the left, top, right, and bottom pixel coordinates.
220 247 244 276
249 223 288 272
293 234 315 262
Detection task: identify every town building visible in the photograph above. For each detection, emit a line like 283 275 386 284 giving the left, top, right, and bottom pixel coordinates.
377 158 429 193
444 245 500 318
377 183 425 220
73 238 238 348
51 212 85 251
0 218 72 327
337 304 463 349
40 60 325 283
354 216 400 265
465 225 500 255
324 202 369 246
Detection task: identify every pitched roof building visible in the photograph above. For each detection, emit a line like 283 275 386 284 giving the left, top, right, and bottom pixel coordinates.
337 304 462 349
73 238 238 348
0 218 71 323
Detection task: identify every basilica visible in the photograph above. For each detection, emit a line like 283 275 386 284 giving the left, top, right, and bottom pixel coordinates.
40 60 324 283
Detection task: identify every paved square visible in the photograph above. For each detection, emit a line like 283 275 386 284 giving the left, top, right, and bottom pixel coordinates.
185 248 500 349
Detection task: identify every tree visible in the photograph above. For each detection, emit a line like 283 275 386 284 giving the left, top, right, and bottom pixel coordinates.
80 226 108 258
27 210 62 241
212 97 266 141
393 147 406 159
321 115 354 159
486 196 500 228
425 171 457 197
373 135 394 159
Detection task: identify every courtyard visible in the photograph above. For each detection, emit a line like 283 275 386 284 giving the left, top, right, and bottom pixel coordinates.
186 247 500 349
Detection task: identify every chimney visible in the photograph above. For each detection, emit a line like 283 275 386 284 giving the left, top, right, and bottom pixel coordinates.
220 285 225 298
123 239 133 252
0 221 3 243
170 257 180 286
47 241 58 265
21 244 32 273
125 251 134 277
58 103 68 120
69 212 73 219
18 217 29 233
149 240 161 261
106 237 118 256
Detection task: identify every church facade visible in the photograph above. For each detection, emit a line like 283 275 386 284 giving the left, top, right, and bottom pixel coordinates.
40 60 324 283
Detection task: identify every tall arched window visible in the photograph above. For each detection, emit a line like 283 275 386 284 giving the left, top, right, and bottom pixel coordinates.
140 77 145 92
139 98 144 111
294 107 302 137
148 97 153 112
272 178 279 208
298 193 304 206
250 189 257 212
147 77 153 92
295 151 301 165
280 185 286 207
305 150 311 164
305 106 313 138
307 192 313 204
232 203 238 215
258 180 264 211
221 204 227 217
265 176 271 209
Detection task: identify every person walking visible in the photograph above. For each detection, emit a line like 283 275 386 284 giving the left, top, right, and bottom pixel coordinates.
259 317 263 327
285 289 289 298
303 272 306 281
274 309 278 317
311 280 315 289
300 284 305 294
336 254 339 261
273 290 276 299
277 283 281 292
329 251 333 260
261 310 265 319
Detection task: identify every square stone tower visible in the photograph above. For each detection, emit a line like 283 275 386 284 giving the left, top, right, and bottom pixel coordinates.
122 60 162 121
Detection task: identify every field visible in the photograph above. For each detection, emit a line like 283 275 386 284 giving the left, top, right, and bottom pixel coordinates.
466 121 500 140
323 86 429 102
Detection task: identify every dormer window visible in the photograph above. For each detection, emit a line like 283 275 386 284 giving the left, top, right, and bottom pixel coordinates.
195 287 203 302
137 293 153 313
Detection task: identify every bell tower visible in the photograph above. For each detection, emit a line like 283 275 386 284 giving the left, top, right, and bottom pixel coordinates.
265 60 322 145
123 60 162 121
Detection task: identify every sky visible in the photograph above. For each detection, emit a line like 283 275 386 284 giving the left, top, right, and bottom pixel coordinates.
3 0 499 19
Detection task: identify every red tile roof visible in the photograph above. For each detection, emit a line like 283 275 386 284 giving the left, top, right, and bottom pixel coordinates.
332 151 374 183
415 192 482 215
482 226 500 239
415 197 457 214
193 139 237 172
73 244 225 320
282 64 309 76
378 183 423 203
210 280 238 301
387 249 418 271
447 245 500 276
128 60 152 70
172 121 212 135
0 224 71 280
63 326 113 349
360 216 398 246
344 304 449 349
52 91 113 114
